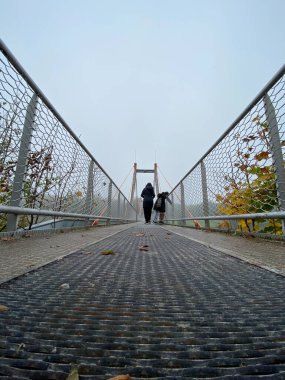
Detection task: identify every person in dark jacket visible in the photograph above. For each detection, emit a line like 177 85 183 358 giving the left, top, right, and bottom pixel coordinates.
141 183 155 223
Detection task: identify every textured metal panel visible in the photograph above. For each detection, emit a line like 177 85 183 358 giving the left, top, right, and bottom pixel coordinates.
0 226 285 379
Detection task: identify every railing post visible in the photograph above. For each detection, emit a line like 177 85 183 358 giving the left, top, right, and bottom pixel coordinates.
264 94 285 234
7 93 38 232
84 160 94 225
123 198 126 222
154 162 159 195
117 192 121 219
106 181 112 225
171 193 174 225
201 160 210 229
180 182 186 226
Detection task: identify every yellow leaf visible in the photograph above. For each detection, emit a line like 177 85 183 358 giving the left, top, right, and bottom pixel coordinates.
66 367 79 380
100 250 114 255
0 305 9 313
218 221 230 229
238 220 252 229
215 194 223 202
107 375 132 380
258 174 271 181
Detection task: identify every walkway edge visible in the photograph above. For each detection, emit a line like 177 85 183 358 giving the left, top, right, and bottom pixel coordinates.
0 225 134 285
38 225 134 266
161 226 285 278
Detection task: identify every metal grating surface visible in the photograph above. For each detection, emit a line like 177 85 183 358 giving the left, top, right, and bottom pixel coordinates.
0 226 285 379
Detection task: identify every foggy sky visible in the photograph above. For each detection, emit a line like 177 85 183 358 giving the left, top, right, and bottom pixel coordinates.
1 0 285 197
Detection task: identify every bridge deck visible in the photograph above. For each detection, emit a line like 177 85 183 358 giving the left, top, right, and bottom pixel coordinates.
0 225 285 379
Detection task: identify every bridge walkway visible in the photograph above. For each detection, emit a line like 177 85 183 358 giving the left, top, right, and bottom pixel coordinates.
0 224 284 285
0 224 284 379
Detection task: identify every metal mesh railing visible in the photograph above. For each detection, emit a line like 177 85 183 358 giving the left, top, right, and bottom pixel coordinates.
167 65 285 236
0 39 137 232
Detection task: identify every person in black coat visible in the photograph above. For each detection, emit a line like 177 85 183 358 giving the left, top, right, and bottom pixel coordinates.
141 183 155 223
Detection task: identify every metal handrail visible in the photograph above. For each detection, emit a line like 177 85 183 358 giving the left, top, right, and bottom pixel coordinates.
0 205 134 222
166 211 285 221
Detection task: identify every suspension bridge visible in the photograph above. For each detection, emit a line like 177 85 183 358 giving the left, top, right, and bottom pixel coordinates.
0 39 285 379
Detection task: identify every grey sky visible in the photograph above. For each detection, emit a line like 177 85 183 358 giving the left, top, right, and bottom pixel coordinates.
1 0 285 197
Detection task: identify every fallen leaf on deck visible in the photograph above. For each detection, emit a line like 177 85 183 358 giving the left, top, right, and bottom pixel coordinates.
16 343 25 354
100 250 114 255
139 245 149 252
0 237 13 241
66 367 79 380
60 283 70 289
107 375 132 380
0 305 9 312
134 233 145 237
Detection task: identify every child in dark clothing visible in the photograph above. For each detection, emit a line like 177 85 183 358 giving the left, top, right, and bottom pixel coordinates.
153 193 162 223
153 192 170 224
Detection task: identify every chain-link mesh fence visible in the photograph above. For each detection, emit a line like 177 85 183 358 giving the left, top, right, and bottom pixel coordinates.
0 40 136 232
167 66 285 236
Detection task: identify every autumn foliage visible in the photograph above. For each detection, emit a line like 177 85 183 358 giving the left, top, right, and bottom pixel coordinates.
215 117 284 235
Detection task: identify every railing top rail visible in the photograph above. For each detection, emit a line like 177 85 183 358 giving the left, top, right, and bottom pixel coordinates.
171 63 285 192
0 205 136 221
166 211 285 221
0 38 131 205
